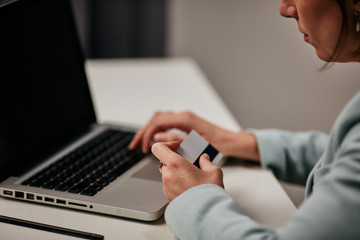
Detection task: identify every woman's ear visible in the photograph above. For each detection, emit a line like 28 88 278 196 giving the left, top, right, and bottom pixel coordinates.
353 0 360 33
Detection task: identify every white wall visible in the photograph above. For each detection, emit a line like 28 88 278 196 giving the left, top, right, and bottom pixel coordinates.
167 0 360 133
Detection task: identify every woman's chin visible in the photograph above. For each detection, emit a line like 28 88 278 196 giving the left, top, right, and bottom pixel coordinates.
315 50 334 62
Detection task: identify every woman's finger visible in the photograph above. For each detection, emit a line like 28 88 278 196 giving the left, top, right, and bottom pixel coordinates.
131 112 193 152
129 111 210 152
154 132 186 142
151 141 182 165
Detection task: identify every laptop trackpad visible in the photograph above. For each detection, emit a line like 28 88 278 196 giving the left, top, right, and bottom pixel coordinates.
132 161 162 182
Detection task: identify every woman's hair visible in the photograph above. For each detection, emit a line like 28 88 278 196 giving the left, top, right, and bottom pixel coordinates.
321 0 349 69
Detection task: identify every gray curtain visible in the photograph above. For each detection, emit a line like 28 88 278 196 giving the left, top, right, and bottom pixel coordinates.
72 0 166 58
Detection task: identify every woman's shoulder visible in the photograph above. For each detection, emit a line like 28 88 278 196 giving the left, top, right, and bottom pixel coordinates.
330 91 360 149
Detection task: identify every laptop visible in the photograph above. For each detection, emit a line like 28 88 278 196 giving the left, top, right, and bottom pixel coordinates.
0 0 167 221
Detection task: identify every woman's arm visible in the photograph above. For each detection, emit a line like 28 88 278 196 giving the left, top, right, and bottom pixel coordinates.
165 124 360 240
129 111 261 161
252 129 328 185
130 111 328 185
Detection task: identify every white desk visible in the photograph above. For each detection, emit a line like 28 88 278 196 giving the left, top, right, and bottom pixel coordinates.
0 58 296 240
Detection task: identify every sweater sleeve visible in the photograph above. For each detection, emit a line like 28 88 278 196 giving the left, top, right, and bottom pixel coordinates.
166 169 360 240
164 125 360 240
251 129 328 185
165 184 276 240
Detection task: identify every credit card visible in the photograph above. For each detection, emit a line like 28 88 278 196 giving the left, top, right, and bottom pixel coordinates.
177 130 223 168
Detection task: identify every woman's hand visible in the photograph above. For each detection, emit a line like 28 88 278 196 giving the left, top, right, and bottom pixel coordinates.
129 111 260 162
129 111 214 153
151 141 224 202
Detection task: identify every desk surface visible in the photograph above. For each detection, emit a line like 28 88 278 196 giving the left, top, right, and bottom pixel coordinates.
0 58 296 240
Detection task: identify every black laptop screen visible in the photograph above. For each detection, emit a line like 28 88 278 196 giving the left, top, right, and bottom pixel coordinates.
0 0 97 181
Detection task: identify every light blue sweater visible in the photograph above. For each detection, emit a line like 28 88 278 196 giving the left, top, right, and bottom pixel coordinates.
165 91 360 239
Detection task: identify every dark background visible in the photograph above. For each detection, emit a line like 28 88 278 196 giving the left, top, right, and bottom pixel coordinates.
71 0 167 59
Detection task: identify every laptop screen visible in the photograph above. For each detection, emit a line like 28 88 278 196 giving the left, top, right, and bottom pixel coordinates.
0 0 96 181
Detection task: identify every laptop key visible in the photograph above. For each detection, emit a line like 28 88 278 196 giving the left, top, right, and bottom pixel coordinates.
55 181 74 191
42 180 61 189
67 181 89 193
29 181 43 187
95 180 110 187
80 189 97 196
86 184 103 192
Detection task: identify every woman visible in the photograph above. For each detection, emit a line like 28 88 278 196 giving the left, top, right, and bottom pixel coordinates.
129 0 360 239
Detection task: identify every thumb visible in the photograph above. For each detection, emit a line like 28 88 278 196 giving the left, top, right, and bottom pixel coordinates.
163 141 181 152
199 153 215 171
151 141 181 161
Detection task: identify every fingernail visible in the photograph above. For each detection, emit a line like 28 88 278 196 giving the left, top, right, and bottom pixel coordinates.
154 133 164 142
202 153 210 160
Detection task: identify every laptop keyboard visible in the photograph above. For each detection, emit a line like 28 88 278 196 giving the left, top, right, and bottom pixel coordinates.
21 129 144 196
